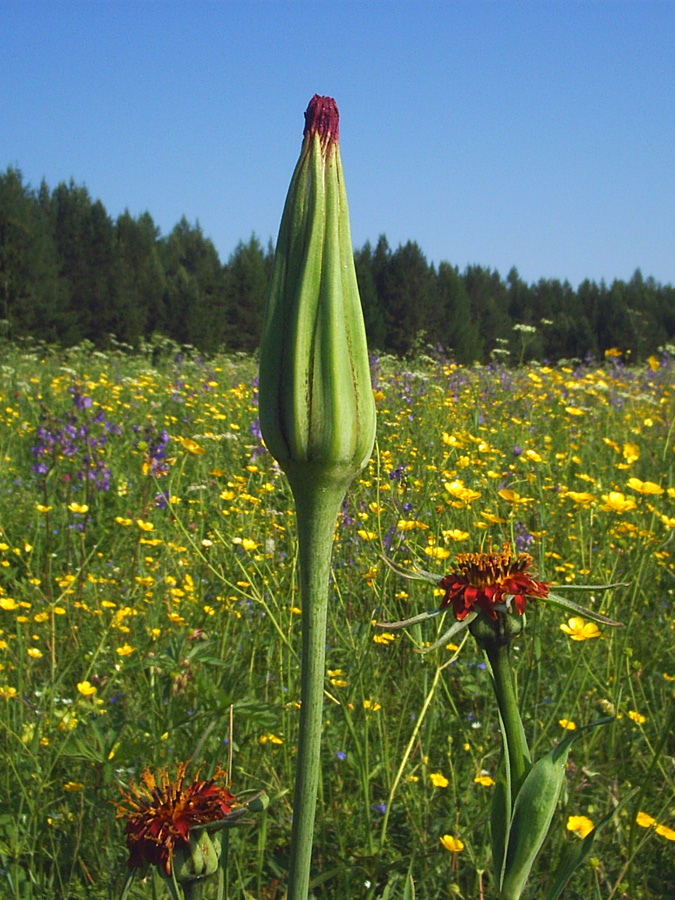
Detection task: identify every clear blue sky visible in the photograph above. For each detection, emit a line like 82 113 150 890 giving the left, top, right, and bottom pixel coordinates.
2 1 673 288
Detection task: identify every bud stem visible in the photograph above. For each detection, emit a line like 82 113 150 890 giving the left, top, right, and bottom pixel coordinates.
287 477 345 900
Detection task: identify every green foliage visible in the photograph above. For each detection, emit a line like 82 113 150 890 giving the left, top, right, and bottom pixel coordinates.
0 346 674 898
2 168 675 361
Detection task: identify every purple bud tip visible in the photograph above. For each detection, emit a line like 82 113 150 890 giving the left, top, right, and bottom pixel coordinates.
303 94 339 143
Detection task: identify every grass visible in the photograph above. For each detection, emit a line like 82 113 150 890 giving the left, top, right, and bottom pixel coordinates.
0 340 673 899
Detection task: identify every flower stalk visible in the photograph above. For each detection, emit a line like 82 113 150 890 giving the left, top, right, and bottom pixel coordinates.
258 95 376 900
378 545 625 900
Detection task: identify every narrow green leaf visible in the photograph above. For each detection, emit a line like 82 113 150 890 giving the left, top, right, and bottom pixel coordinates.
544 788 638 900
117 867 136 900
501 719 613 899
492 755 512 892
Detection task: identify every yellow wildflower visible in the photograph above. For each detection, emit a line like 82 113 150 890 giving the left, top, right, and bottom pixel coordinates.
636 811 656 828
442 529 470 542
622 442 640 463
440 834 464 852
176 436 205 455
474 773 495 787
373 632 396 645
566 815 594 838
430 772 449 788
424 545 451 559
64 781 84 792
601 492 636 513
77 680 97 697
560 617 601 641
626 477 663 495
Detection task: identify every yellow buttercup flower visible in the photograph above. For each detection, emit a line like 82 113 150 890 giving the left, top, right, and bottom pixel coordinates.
560 617 601 641
566 815 594 838
430 772 449 788
626 477 663 495
373 633 395 645
175 436 205 455
622 442 640 463
424 545 451 560
442 529 470 542
636 811 656 828
440 834 464 852
601 491 636 513
68 502 89 515
473 773 495 787
64 781 84 792
77 680 97 697
559 719 576 730
564 491 595 505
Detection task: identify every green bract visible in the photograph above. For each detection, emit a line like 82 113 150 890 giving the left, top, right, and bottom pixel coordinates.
258 94 376 500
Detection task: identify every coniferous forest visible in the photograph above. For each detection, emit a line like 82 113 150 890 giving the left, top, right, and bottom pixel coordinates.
2 165 674 363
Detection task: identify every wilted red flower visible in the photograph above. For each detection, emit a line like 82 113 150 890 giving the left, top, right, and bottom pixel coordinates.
115 762 236 874
438 544 549 621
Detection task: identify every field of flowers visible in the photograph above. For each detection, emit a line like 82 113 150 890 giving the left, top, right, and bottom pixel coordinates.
0 340 674 899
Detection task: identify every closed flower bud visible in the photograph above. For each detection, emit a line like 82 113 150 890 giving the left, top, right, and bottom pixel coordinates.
259 94 376 498
172 828 220 883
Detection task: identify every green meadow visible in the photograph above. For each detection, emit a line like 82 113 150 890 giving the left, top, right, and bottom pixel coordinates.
0 340 673 899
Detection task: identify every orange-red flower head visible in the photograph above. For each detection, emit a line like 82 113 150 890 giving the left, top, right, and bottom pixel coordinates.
115 763 236 874
438 544 549 621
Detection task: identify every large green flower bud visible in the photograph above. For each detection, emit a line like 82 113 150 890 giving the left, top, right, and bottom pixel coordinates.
259 95 376 498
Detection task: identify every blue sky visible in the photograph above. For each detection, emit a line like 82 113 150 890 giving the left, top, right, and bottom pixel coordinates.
2 1 673 288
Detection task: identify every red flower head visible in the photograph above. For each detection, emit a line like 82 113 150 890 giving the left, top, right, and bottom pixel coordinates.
115 763 236 875
438 543 549 621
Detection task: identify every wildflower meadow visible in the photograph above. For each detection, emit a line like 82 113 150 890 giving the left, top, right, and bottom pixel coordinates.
0 339 674 899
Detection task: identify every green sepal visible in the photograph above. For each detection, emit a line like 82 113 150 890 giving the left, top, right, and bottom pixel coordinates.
416 612 476 654
379 553 443 585
544 787 637 900
376 607 444 630
544 591 623 627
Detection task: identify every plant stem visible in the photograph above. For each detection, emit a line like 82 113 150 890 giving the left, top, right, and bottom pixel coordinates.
485 643 531 794
287 474 345 900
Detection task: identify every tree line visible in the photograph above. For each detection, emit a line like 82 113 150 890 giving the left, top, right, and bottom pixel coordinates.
2 166 674 363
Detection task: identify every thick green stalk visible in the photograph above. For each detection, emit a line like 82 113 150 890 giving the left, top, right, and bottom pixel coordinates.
286 472 345 900
485 643 531 795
